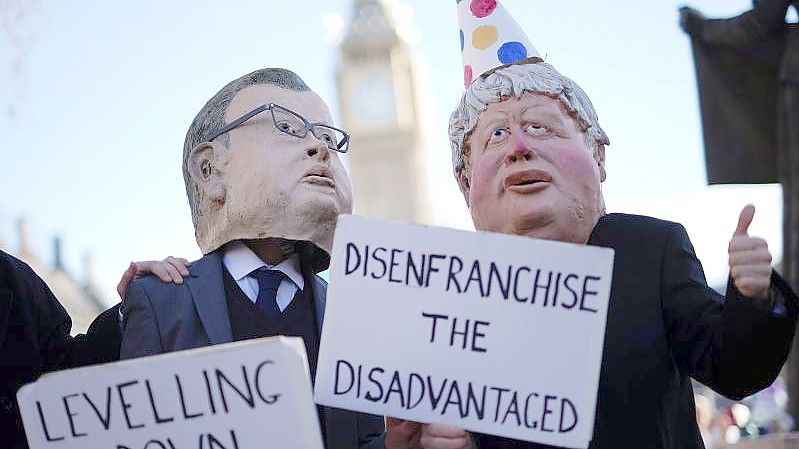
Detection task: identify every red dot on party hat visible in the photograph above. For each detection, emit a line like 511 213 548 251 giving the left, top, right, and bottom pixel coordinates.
464 65 474 87
470 0 497 19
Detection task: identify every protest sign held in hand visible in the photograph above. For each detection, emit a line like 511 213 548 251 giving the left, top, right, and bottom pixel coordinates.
315 215 615 448
18 336 324 449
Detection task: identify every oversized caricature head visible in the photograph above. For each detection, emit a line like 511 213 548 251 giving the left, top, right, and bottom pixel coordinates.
182 68 353 271
448 63 610 245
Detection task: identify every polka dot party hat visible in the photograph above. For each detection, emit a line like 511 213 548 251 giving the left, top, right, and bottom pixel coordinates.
457 0 542 87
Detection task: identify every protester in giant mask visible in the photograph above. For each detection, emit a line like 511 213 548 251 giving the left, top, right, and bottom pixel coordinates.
120 68 420 449
415 2 799 448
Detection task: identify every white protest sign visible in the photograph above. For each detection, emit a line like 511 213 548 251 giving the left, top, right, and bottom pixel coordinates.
315 215 614 448
18 336 323 449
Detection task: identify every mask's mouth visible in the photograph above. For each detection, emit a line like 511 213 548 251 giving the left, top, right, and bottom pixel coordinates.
303 166 335 187
504 169 552 191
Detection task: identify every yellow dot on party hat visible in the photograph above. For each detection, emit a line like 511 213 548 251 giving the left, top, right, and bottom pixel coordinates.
472 25 498 50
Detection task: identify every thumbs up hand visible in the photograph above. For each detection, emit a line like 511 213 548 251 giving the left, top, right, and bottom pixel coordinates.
728 205 773 300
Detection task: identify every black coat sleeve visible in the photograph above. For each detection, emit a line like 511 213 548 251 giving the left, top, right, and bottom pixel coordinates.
660 223 798 400
0 252 120 449
16 275 121 372
0 251 121 378
67 304 122 367
718 272 798 399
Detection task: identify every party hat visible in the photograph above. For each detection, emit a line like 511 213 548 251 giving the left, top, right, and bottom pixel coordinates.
457 0 542 87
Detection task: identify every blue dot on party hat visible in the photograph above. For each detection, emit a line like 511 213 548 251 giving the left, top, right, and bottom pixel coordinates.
460 30 465 51
497 41 528 64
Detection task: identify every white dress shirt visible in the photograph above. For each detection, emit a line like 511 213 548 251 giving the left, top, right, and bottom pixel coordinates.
222 241 305 312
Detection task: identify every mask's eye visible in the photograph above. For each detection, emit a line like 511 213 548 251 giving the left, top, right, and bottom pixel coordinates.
272 107 306 136
488 126 509 144
524 123 548 135
320 132 335 145
312 126 341 150
276 121 302 136
524 123 551 136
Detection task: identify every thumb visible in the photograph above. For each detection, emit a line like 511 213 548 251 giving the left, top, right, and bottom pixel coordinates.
734 204 755 237
117 262 137 299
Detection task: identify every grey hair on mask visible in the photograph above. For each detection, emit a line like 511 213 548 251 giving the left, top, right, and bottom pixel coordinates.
182 68 311 230
448 63 610 181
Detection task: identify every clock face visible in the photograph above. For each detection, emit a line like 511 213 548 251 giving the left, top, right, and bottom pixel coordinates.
352 74 396 126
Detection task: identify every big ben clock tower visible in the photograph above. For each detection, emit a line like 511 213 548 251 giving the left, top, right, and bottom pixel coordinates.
336 0 433 224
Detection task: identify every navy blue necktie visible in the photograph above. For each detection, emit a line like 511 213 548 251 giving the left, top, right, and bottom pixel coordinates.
250 268 285 321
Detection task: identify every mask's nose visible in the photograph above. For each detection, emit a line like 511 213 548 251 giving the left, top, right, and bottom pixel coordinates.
505 136 535 164
306 138 330 162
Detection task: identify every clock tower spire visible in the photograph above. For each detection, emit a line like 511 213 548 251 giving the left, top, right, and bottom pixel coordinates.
336 0 433 224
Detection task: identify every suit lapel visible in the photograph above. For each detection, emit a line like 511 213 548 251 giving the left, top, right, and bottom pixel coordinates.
311 276 327 333
186 253 233 345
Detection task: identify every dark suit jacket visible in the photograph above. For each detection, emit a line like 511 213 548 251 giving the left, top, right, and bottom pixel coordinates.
475 213 798 449
0 250 121 449
121 251 385 449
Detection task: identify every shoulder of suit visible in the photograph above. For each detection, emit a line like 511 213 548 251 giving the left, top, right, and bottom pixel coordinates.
130 259 203 295
129 253 216 296
595 213 685 243
129 274 186 294
600 212 682 231
0 249 51 296
0 250 35 281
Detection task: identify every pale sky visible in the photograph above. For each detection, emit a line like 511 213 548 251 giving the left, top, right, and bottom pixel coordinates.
0 0 790 304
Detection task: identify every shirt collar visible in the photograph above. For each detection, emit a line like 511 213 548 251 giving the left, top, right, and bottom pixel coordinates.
222 241 304 290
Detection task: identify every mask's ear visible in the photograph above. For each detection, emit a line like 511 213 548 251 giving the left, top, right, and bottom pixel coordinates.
594 144 607 182
187 141 227 206
457 167 471 207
